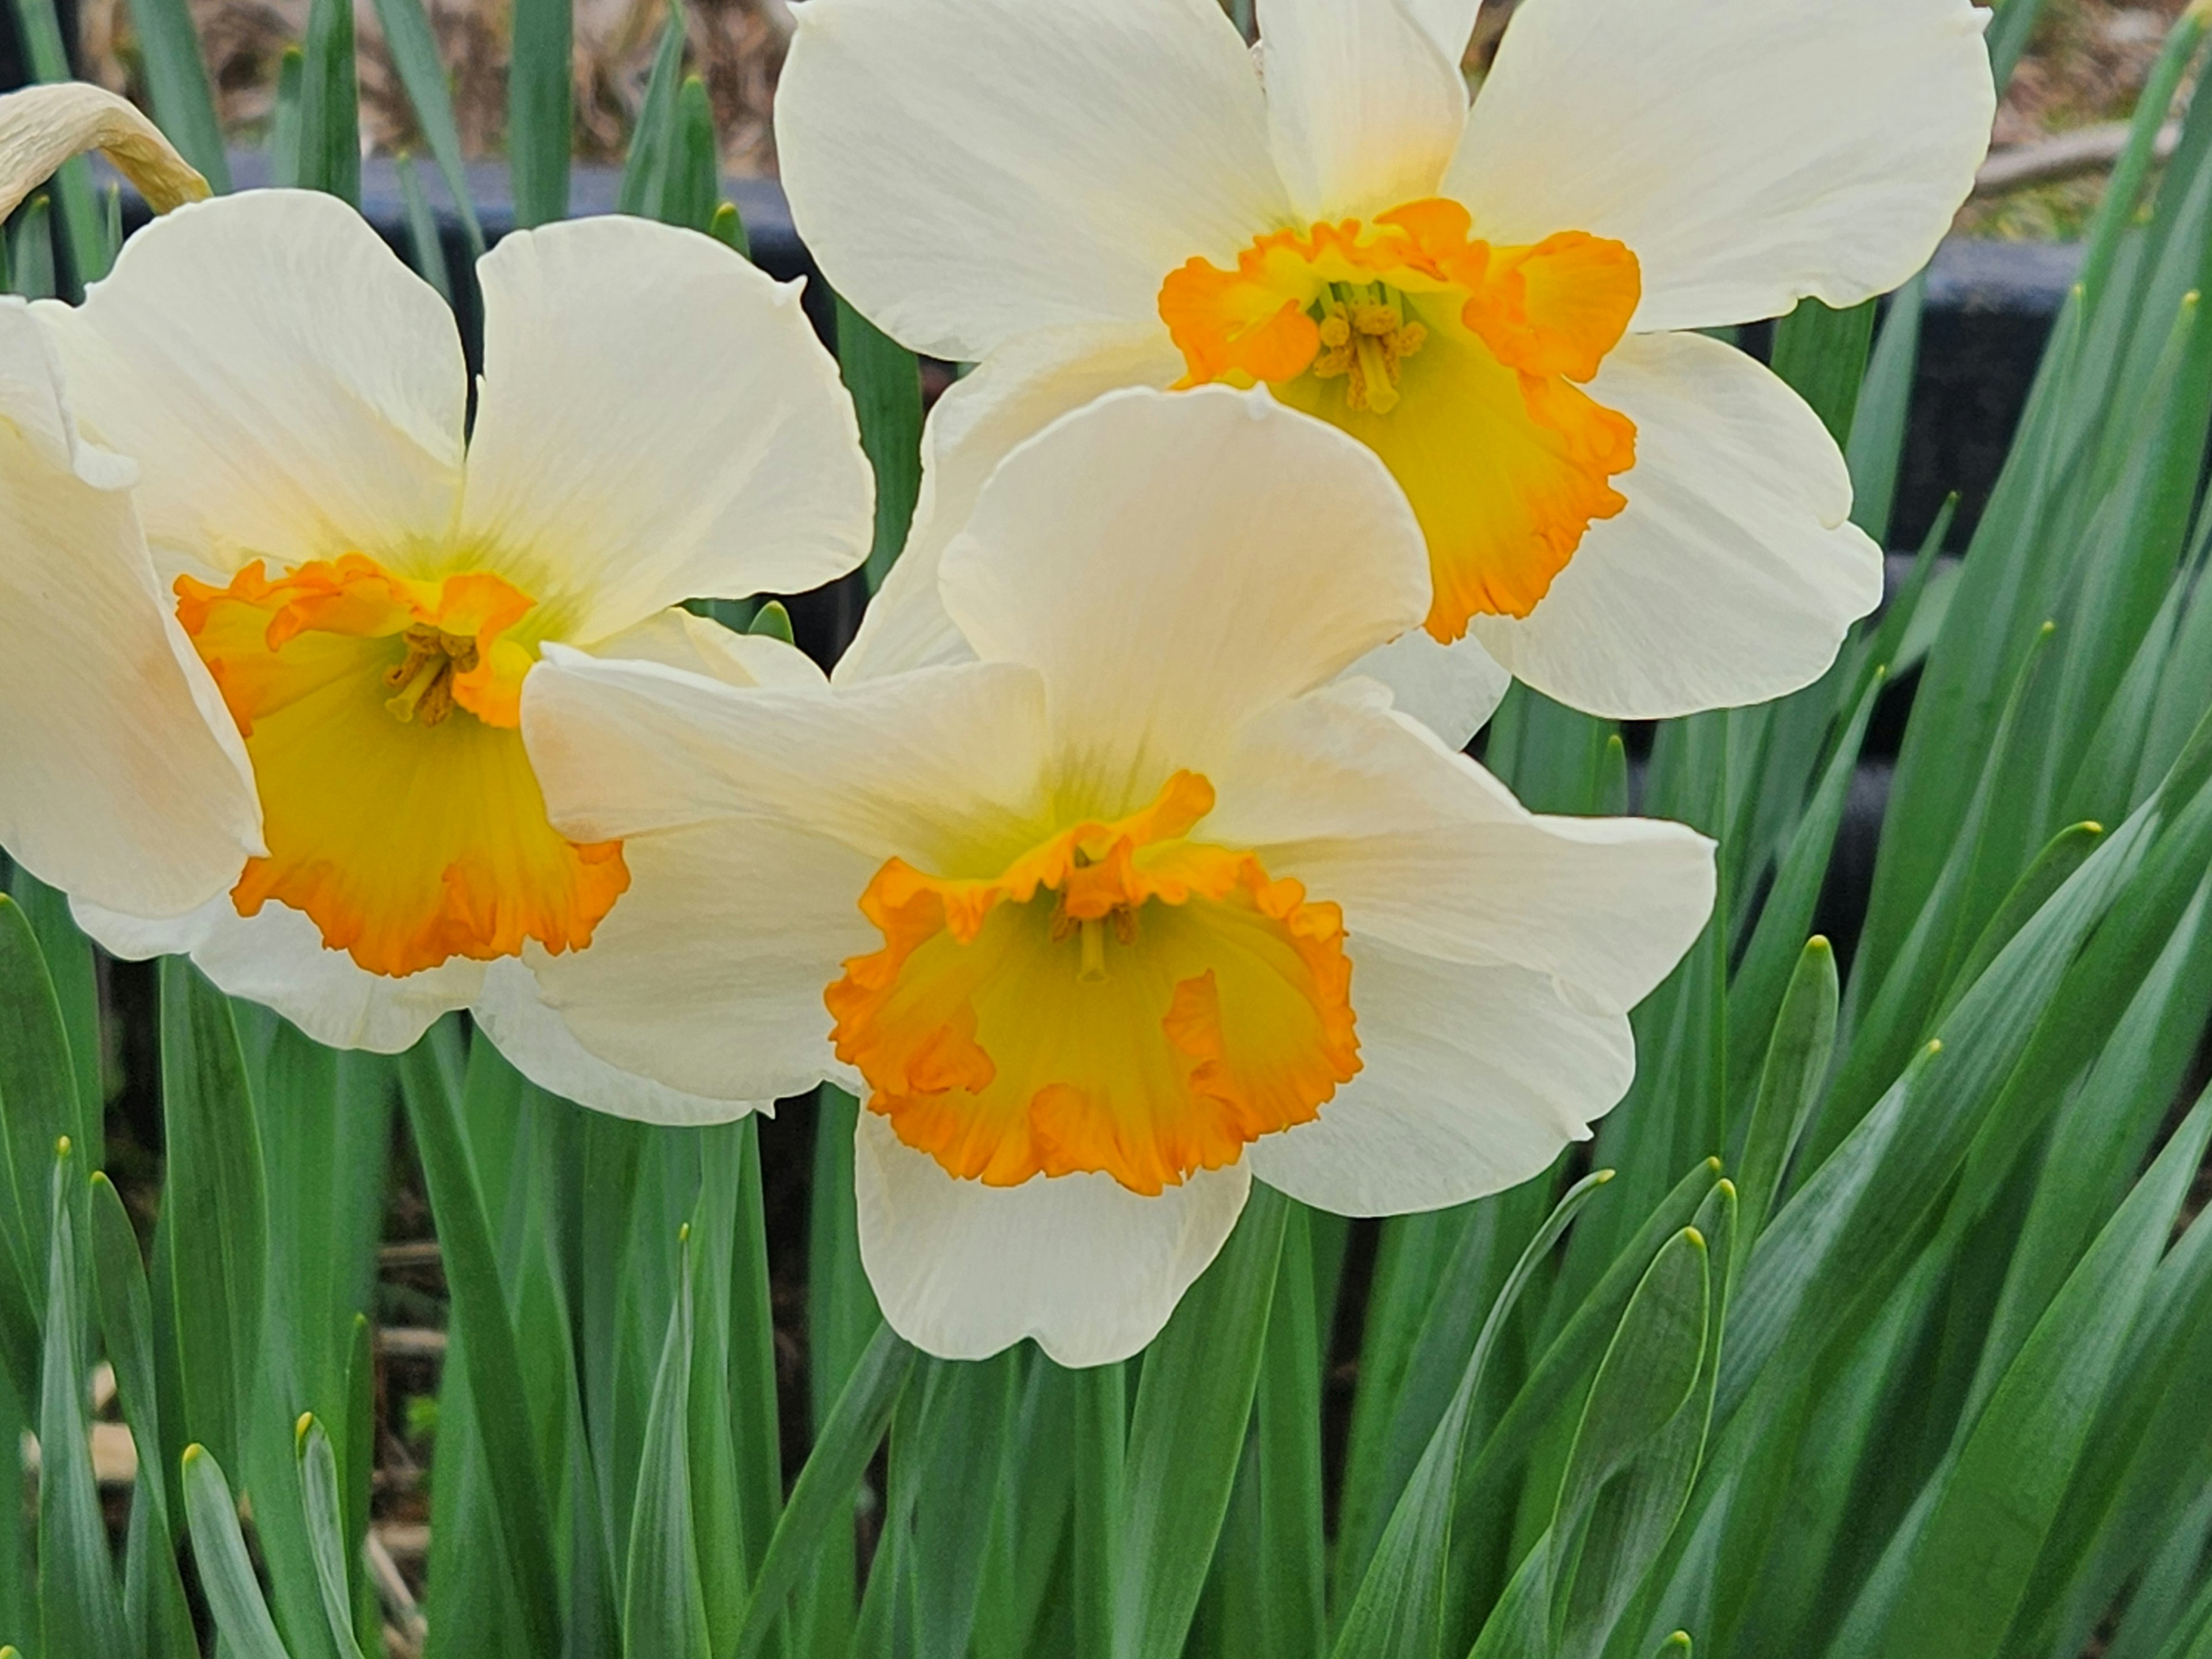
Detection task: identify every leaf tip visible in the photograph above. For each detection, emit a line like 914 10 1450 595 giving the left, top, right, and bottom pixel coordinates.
294 1411 315 1449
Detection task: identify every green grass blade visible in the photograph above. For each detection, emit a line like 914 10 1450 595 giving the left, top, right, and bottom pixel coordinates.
296 1415 370 1659
1845 274 1926 543
836 293 924 593
158 961 266 1474
1769 298 1876 448
1073 1359 1127 1659
395 1040 563 1656
626 1226 714 1659
1877 1094 2212 1659
1330 1171 1613 1659
296 0 361 204
181 1444 290 1659
618 0 685 216
394 153 453 301
37 1141 127 1658
508 0 571 225
1733 939 1838 1264
737 1322 916 1659
366 0 486 251
5 871 101 1160
1115 1184 1289 1659
123 0 229 184
1256 1207 1326 1659
0 894 80 1377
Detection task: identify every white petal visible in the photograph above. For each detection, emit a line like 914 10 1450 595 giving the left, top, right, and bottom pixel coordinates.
524 650 1050 869
460 218 874 642
586 608 830 691
1248 935 1630 1214
37 191 465 574
1470 330 1886 719
854 1111 1251 1365
1259 0 1468 221
1446 0 1993 332
0 302 260 916
1207 681 1714 1012
940 386 1431 812
835 323 1183 687
775 0 1288 361
472 958 764 1125
74 895 482 1052
1340 630 1510 751
521 813 876 1105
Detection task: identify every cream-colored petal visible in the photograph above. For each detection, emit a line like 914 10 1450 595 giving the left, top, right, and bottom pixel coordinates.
1259 0 1468 221
1248 935 1629 1214
524 648 1050 870
835 322 1184 687
37 191 465 574
776 0 1287 362
1340 630 1510 751
74 894 483 1052
1446 0 1992 332
522 813 880 1107
940 386 1431 816
1470 330 1885 719
459 217 874 643
0 300 260 917
1207 680 1713 1012
519 648 1055 1102
587 608 830 691
473 957 766 1125
854 1111 1251 1365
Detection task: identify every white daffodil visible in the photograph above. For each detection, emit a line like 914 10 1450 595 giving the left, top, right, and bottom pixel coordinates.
520 388 1714 1364
0 300 260 918
778 0 1993 733
46 190 873 1119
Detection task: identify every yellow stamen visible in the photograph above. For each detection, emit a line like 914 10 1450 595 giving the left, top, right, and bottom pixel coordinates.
381 624 479 726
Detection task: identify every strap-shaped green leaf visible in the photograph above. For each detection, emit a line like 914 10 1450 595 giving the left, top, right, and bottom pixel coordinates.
180 1444 290 1659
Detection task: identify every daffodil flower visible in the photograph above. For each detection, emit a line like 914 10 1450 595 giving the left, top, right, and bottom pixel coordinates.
778 0 1992 730
51 191 873 1118
521 388 1713 1363
0 300 260 917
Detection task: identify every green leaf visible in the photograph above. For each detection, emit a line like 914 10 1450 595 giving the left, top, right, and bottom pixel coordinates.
271 48 306 188
1255 1206 1326 1659
619 0 686 215
1733 940 1836 1262
296 1416 370 1659
394 152 453 301
1878 1093 2212 1659
6 869 101 1159
0 893 79 1380
1769 298 1876 448
750 600 797 645
296 0 361 205
662 77 721 233
1072 1359 1127 1659
123 0 229 185
7 196 54 301
181 1444 291 1659
395 1040 564 1656
1115 1184 1289 1659
38 1140 127 1659
508 0 572 225
1844 274 1925 543
737 1321 916 1659
626 1226 713 1659
1330 1171 1613 1659
159 960 266 1474
89 1171 195 1649
367 0 486 251
835 293 925 593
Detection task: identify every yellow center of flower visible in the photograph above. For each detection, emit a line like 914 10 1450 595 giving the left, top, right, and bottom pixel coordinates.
176 554 629 978
825 771 1359 1195
1159 198 1642 637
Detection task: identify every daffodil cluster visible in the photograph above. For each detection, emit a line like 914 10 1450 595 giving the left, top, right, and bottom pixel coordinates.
0 0 1990 1361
